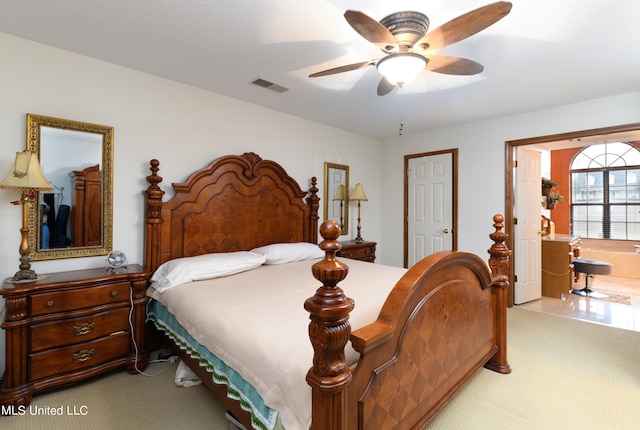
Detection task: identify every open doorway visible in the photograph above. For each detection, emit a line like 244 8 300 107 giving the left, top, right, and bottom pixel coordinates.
504 122 640 307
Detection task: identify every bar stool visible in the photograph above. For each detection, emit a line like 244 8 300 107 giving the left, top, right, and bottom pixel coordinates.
571 258 612 297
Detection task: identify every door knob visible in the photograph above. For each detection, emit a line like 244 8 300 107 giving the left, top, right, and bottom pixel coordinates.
442 228 451 234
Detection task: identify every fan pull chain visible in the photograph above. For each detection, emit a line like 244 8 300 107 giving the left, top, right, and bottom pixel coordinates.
398 88 405 135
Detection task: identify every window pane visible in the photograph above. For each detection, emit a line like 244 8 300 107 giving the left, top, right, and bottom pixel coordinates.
609 171 628 202
572 205 585 237
571 153 592 170
609 204 640 240
588 205 604 238
628 204 640 240
572 204 604 238
625 150 640 166
606 142 634 160
610 206 627 239
629 169 640 202
571 171 603 203
577 145 603 167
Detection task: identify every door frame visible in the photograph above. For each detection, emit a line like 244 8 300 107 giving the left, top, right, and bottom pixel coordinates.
404 149 458 268
504 122 640 306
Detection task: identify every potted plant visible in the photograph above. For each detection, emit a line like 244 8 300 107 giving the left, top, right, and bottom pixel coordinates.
542 178 558 196
545 190 564 209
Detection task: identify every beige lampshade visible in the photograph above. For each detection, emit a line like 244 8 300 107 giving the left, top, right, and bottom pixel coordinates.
332 184 346 201
0 151 54 192
351 183 368 201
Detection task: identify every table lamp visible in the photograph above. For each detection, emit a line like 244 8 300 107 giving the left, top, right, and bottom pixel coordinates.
1 151 54 282
350 183 368 242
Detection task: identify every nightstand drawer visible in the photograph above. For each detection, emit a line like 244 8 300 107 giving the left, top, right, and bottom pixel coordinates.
30 308 131 352
337 240 376 262
339 247 372 260
30 281 131 316
29 332 131 381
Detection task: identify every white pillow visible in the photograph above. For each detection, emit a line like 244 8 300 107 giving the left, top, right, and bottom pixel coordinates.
250 242 324 265
150 251 266 293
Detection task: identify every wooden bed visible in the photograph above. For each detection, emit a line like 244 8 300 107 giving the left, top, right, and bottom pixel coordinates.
143 152 511 430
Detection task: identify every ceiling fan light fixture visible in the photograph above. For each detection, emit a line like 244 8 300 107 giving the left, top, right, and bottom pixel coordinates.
376 53 427 87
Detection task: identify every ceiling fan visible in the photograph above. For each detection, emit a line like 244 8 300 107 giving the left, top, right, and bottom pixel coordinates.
309 1 512 96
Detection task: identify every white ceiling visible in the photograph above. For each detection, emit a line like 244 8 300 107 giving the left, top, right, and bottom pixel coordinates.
1 0 639 140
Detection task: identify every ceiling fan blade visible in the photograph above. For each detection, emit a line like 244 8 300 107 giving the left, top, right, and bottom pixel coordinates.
309 60 376 78
344 10 398 51
426 55 484 75
377 78 396 96
415 1 512 51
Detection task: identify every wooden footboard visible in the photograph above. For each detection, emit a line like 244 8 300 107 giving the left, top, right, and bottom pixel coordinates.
306 215 511 430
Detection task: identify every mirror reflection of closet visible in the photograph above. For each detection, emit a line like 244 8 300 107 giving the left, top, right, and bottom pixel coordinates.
26 114 113 261
323 162 349 235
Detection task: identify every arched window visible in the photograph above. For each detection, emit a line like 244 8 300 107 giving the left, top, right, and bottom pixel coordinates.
570 142 640 240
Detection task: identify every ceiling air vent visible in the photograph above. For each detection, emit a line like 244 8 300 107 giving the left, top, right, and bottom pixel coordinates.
251 78 289 93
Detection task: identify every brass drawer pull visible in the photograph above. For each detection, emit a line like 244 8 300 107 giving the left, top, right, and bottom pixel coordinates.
73 322 95 336
110 290 118 297
73 349 95 364
45 300 55 308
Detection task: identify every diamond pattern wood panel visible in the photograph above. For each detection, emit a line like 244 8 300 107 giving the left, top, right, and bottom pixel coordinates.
359 280 494 429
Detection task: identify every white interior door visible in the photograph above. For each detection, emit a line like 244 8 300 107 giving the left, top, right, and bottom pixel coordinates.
407 153 453 267
514 147 542 304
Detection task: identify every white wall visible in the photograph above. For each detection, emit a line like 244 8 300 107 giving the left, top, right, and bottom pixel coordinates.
1 30 639 377
0 33 381 374
380 91 640 266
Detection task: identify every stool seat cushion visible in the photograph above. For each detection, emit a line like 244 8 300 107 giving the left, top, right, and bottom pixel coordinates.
572 258 612 275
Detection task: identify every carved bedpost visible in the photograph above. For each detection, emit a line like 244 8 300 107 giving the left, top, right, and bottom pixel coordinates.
144 159 165 273
307 177 320 243
305 220 355 430
486 214 512 374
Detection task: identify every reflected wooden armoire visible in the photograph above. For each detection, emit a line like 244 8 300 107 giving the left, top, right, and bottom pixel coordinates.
70 164 102 247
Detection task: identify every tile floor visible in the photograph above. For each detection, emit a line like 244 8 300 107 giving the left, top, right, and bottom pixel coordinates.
516 276 640 332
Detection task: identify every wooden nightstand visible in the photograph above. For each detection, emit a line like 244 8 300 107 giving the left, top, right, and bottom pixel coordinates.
337 240 377 263
0 265 149 408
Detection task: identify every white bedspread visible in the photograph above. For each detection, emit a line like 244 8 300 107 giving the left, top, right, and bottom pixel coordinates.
147 258 407 430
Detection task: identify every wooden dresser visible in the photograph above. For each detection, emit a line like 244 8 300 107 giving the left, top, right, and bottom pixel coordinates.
0 265 149 407
541 235 581 299
337 240 377 263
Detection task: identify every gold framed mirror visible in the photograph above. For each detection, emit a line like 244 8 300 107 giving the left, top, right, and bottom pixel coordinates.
323 162 349 235
26 114 113 260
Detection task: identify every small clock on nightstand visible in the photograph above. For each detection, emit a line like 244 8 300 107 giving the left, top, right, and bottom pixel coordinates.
337 240 376 263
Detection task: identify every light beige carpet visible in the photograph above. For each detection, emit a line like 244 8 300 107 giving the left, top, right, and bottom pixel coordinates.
3 307 639 429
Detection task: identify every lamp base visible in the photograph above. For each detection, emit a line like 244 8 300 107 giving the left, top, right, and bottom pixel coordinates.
4 273 48 286
11 268 39 282
8 253 39 283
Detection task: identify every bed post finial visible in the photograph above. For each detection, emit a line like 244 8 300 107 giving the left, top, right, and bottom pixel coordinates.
307 177 320 243
305 220 354 430
488 213 510 282
486 214 512 374
144 159 165 273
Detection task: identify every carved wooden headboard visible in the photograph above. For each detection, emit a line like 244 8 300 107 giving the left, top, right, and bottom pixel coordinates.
143 152 319 273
